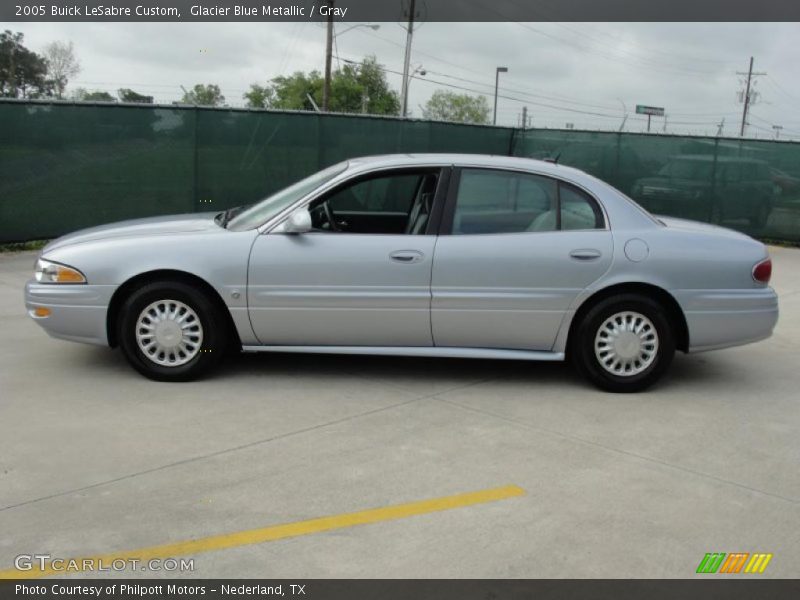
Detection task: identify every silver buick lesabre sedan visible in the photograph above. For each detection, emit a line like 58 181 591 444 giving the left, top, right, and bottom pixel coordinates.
25 154 778 392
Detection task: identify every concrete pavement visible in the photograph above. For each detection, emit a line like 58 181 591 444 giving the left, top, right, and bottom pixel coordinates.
1 247 798 578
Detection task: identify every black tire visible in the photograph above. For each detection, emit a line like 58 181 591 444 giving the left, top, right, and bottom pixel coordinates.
117 280 228 382
571 294 675 393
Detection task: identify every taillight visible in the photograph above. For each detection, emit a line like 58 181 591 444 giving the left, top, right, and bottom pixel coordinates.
752 258 772 284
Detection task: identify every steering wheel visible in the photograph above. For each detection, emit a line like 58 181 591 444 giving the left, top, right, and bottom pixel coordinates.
322 200 340 232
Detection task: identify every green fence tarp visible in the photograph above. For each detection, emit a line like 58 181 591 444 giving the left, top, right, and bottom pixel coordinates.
0 102 512 242
2 100 799 243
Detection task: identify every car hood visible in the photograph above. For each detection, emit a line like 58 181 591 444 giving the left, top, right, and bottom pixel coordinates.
44 212 222 252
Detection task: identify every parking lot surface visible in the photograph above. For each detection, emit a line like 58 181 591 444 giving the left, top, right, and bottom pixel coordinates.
1 247 799 578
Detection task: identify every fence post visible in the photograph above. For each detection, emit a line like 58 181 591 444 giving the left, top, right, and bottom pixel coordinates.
709 137 720 223
507 126 518 157
316 111 325 170
192 106 199 213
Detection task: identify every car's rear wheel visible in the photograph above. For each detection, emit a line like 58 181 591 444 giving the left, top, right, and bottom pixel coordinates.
572 294 675 393
118 281 227 381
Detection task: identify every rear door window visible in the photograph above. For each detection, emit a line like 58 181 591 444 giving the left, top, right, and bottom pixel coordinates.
450 169 603 234
452 169 557 234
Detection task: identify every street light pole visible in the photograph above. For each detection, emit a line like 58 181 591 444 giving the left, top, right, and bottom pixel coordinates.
403 64 426 116
493 66 507 126
336 23 379 36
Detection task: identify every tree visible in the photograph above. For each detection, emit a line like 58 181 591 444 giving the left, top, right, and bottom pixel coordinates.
84 91 115 102
244 55 399 115
249 71 322 111
338 55 399 115
243 84 274 109
43 40 80 99
181 83 225 106
118 88 153 103
0 30 53 98
422 90 490 124
72 88 115 102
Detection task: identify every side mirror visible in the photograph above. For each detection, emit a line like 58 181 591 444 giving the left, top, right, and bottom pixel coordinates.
283 209 312 234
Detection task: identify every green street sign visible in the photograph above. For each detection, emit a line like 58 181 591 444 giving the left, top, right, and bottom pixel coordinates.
636 105 665 116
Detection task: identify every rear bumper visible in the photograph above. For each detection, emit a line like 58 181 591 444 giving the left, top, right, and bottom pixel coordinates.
24 280 116 346
674 287 779 353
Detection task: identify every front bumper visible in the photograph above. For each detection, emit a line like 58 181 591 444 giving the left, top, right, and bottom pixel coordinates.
675 287 779 353
24 280 117 346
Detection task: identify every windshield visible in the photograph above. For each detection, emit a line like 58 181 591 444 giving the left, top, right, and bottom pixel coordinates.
658 159 713 180
226 162 348 231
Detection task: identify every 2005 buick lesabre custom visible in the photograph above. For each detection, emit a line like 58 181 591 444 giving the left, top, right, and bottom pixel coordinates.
24 154 778 392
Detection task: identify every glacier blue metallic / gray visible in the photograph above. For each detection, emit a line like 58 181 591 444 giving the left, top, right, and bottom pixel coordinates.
24 154 778 392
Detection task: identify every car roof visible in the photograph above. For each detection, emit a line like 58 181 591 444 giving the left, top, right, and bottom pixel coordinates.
669 154 768 165
347 153 584 176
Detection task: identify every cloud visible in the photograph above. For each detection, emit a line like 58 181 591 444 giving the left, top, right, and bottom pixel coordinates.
9 21 800 136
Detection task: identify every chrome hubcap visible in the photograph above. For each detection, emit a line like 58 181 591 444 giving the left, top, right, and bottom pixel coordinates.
594 311 659 377
135 300 203 367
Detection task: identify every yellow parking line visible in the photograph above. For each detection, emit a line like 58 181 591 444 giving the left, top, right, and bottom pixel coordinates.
1 484 525 579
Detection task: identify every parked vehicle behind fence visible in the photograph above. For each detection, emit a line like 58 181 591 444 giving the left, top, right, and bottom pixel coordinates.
631 155 776 228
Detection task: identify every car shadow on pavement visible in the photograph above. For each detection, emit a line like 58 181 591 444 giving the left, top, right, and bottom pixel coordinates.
67 344 733 394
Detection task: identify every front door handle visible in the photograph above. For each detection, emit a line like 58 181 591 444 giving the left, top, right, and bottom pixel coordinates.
569 249 602 261
390 250 424 264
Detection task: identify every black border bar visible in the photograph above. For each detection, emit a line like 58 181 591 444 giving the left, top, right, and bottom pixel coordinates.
2 579 800 600
4 0 800 22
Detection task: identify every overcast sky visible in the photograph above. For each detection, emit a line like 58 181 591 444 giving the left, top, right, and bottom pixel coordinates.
10 21 800 138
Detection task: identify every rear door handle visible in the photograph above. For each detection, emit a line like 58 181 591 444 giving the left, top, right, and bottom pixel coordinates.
390 250 424 264
569 249 602 261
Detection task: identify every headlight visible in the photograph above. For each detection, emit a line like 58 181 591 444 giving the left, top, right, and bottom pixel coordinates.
34 259 87 284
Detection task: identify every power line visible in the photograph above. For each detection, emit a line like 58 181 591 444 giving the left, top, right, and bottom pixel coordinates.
336 54 721 127
471 0 724 78
764 75 800 105
498 0 738 68
350 22 749 121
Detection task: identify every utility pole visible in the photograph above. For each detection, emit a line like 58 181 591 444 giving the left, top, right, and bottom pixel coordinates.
400 0 417 117
521 106 527 129
716 117 725 137
9 38 16 98
663 114 668 133
773 124 783 139
322 1 334 112
737 56 766 137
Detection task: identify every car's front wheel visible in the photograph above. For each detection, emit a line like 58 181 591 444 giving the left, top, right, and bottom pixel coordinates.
572 294 675 393
118 281 227 381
